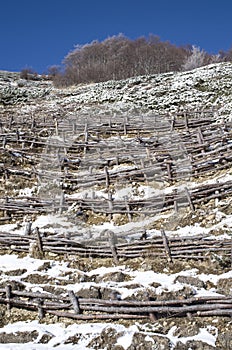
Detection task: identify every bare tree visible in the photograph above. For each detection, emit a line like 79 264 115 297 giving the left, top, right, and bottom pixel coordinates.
182 46 207 71
52 35 211 86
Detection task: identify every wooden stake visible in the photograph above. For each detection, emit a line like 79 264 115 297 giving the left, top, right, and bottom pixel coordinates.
108 191 113 219
24 221 32 235
68 291 81 314
55 118 58 136
2 137 7 148
166 162 172 181
126 202 132 222
59 191 65 214
37 299 45 320
105 166 110 188
35 227 43 254
184 113 189 130
108 231 119 264
185 187 195 211
174 200 178 213
5 285 12 312
123 117 127 136
170 116 175 131
161 229 172 263
84 123 88 155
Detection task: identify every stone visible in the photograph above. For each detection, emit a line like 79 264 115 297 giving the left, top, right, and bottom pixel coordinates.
0 331 39 343
127 332 170 350
216 278 232 296
174 275 205 289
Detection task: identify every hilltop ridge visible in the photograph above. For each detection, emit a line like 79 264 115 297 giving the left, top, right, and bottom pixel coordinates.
1 62 232 122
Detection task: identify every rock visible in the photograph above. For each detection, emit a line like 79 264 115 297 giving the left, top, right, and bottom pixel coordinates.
127 332 170 350
0 280 25 291
99 287 121 300
0 331 39 343
216 278 232 296
64 334 82 345
87 327 124 350
22 273 52 285
157 285 196 301
172 323 201 338
3 269 27 276
216 331 232 349
174 275 205 289
75 286 101 299
37 262 52 271
94 271 130 283
39 333 54 344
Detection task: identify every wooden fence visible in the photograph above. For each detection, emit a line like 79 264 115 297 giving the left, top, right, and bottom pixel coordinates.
0 230 231 262
0 286 231 320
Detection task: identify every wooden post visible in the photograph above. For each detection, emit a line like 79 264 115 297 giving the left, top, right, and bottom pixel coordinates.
5 285 12 312
4 196 9 218
16 129 20 142
8 115 13 128
105 166 110 189
174 200 178 213
184 113 189 130
197 127 204 145
146 147 150 160
59 191 65 214
185 187 195 211
55 118 58 136
140 158 145 169
35 227 43 254
123 117 127 136
30 138 35 149
126 202 132 222
215 190 219 207
72 122 77 133
170 116 175 131
31 117 36 129
68 291 81 314
108 191 113 219
2 137 7 148
37 299 45 320
108 231 119 264
166 162 172 181
4 169 9 180
84 122 88 155
161 229 172 263
24 221 32 235
231 239 232 268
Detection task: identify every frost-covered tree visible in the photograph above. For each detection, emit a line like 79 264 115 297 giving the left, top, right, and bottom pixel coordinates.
182 46 207 71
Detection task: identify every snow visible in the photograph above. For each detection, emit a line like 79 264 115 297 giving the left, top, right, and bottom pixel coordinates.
1 62 232 349
0 254 44 273
0 321 219 350
167 325 218 348
0 321 113 350
116 325 138 349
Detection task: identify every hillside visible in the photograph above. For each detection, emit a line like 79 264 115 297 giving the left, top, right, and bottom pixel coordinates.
0 63 231 349
1 62 232 118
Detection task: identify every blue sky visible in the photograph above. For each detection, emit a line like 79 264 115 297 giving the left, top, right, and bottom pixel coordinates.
1 0 231 73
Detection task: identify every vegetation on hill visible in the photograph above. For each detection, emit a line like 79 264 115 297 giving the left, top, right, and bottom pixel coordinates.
46 34 232 86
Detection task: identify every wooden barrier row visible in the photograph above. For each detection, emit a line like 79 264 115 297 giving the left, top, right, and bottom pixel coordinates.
0 230 231 262
0 286 231 320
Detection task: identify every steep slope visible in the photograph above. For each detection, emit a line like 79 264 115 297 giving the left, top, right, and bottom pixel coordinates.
0 63 231 349
1 62 232 119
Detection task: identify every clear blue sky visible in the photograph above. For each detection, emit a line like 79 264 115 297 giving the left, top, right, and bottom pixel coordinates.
1 0 231 73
